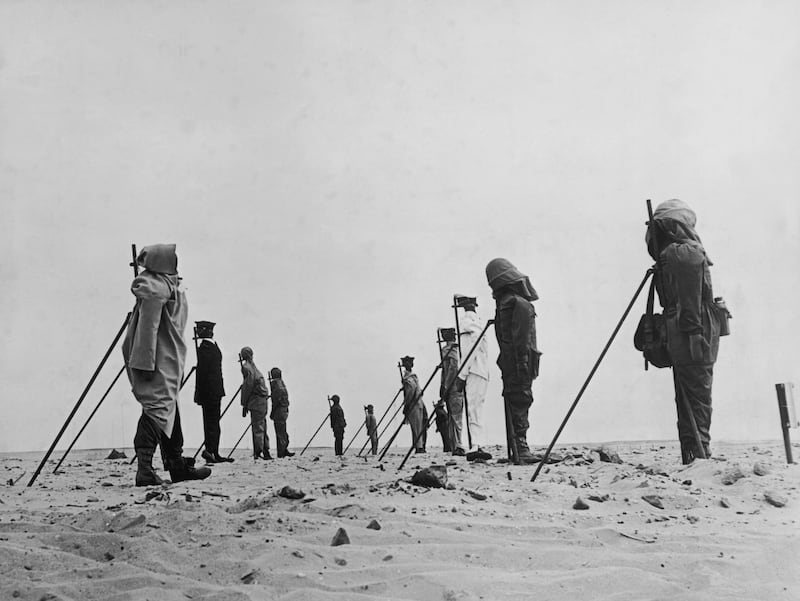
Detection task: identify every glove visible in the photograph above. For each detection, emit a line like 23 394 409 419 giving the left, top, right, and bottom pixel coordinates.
688 334 707 362
242 406 248 418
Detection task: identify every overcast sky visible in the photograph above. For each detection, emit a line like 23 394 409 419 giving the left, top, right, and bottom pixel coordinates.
1 1 798 455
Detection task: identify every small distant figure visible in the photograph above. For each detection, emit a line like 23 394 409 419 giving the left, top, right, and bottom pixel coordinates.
440 328 466 456
329 395 346 455
269 367 294 458
401 356 426 454
123 244 211 486
433 399 451 452
365 404 379 455
194 321 233 463
239 346 273 460
486 257 541 464
646 199 724 464
455 296 493 462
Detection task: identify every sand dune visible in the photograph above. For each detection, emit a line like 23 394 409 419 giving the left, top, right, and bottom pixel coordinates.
1 440 797 600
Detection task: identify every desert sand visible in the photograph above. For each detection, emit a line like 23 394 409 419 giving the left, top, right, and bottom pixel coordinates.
1 440 798 601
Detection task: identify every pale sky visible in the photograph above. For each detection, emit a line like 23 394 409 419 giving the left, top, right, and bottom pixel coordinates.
1 1 798 454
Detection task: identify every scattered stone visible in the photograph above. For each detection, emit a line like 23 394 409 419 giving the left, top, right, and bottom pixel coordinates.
506 471 512 481
382 554 393 561
106 449 127 460
753 461 771 476
573 497 589 510
410 465 447 489
764 491 787 508
596 447 623 464
642 465 669 477
241 570 257 584
334 557 347 566
719 497 731 508
445 482 456 490
331 527 350 546
641 495 664 509
721 465 746 485
466 490 487 501
278 486 305 500
588 494 609 503
686 515 700 524
366 519 381 530
323 483 353 495
292 550 305 558
681 480 692 486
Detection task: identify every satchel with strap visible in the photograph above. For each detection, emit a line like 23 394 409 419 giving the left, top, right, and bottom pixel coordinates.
633 273 672 369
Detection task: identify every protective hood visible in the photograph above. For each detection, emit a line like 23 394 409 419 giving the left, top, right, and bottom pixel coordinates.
646 199 711 263
240 346 253 360
485 258 539 300
137 244 178 275
270 367 282 379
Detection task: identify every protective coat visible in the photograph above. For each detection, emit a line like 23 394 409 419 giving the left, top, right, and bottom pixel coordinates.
122 244 188 437
402 370 425 451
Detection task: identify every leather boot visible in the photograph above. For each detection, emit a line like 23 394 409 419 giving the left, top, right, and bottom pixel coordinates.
515 437 538 465
133 415 166 486
168 456 212 483
135 447 166 486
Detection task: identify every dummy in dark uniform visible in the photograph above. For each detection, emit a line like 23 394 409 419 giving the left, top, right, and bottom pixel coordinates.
329 395 346 455
194 321 232 463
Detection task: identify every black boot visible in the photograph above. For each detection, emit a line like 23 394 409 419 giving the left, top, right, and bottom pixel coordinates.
168 456 212 483
201 449 217 464
133 415 166 487
213 453 234 463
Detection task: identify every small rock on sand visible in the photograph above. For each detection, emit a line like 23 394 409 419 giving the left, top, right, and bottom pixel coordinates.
597 447 623 464
366 519 381 530
331 527 350 546
752 461 771 476
410 465 447 488
278 486 305 500
642 495 664 509
721 466 746 485
573 497 589 510
764 491 787 508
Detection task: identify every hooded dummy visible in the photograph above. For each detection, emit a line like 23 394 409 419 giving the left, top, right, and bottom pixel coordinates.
122 244 188 436
486 258 541 385
646 200 720 365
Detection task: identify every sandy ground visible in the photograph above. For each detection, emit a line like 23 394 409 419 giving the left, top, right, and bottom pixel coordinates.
1 440 798 601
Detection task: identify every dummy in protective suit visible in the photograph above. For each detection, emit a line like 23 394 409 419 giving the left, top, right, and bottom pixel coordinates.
240 346 272 460
486 258 541 464
269 367 294 457
401 356 426 453
440 328 466 455
646 199 723 463
123 244 211 486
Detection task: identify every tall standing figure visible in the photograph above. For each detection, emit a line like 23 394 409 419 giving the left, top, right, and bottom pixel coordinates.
269 367 294 458
646 199 723 463
365 404 379 455
440 328 466 456
194 321 232 463
486 258 541 464
455 296 492 461
123 244 211 486
240 346 273 460
329 395 347 456
401 356 426 454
